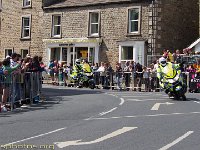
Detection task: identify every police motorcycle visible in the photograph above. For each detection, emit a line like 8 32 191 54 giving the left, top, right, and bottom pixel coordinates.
70 59 95 89
78 71 95 89
157 57 187 101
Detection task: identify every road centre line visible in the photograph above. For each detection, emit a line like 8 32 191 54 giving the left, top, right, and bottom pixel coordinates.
158 131 194 150
99 107 118 116
86 112 200 120
105 93 116 97
3 127 67 146
122 95 168 98
85 93 123 120
193 101 200 104
126 99 168 102
107 92 164 95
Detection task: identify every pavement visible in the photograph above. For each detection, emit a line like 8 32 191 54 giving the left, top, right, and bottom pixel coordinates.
0 84 200 150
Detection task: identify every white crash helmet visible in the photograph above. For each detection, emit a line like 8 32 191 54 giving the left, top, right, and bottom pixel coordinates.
75 59 81 65
159 57 167 67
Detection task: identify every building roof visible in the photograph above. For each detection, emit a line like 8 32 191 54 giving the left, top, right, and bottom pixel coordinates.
43 0 147 9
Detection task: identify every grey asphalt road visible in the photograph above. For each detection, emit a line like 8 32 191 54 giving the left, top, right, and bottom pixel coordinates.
1 85 200 150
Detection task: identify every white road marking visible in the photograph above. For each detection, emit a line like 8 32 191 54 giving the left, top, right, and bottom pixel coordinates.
54 127 137 148
85 93 121 120
87 112 200 120
151 102 174 110
3 127 67 146
158 131 194 150
99 107 118 116
193 101 200 104
119 98 125 105
122 95 168 98
106 93 117 97
126 99 167 102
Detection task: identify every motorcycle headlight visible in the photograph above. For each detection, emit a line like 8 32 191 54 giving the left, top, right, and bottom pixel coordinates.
175 86 182 91
168 79 175 84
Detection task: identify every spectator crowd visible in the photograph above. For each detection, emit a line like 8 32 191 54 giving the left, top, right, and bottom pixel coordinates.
0 53 44 112
46 48 200 93
1 48 199 112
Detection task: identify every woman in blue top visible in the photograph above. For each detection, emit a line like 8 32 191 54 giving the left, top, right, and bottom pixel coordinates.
48 60 55 83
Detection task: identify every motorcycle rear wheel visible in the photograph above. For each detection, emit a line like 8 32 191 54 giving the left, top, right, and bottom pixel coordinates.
182 94 187 101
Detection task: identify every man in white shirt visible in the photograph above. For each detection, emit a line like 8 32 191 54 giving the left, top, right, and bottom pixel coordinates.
153 60 160 91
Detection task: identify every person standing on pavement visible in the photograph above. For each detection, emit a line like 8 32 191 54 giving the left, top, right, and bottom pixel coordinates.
48 60 55 84
97 62 106 88
123 61 131 91
135 62 143 92
115 62 122 90
10 53 19 67
143 66 150 92
92 63 100 86
153 60 160 92
1 58 20 111
131 61 137 91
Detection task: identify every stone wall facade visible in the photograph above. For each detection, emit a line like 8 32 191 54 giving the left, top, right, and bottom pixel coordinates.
156 0 199 53
0 0 199 66
43 2 151 66
0 0 44 59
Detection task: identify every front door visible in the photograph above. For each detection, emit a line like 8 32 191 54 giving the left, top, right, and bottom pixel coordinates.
61 47 74 66
62 47 68 62
67 47 76 66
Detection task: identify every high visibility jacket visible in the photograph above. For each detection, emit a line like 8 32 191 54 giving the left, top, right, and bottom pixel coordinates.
82 63 92 73
157 62 181 80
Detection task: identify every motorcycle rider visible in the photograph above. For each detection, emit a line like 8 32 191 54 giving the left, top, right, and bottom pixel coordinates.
70 59 83 87
157 57 183 97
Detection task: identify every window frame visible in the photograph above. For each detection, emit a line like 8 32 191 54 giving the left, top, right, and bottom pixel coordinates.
21 49 29 58
4 48 14 58
120 46 134 61
127 6 141 35
21 15 31 39
0 0 2 11
88 11 100 37
22 0 32 8
51 14 62 38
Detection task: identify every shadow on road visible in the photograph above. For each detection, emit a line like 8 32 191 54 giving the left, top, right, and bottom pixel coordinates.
0 87 103 117
42 87 103 97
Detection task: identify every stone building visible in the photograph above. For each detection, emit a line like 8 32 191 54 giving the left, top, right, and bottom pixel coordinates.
42 0 199 66
0 0 43 59
42 0 153 66
0 0 198 67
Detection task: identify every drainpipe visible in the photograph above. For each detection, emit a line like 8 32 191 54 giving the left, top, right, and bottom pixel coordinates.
151 0 155 56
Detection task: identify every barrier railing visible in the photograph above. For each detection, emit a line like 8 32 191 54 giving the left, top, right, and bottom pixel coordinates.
74 71 200 92
93 71 162 92
43 69 199 93
0 72 42 112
